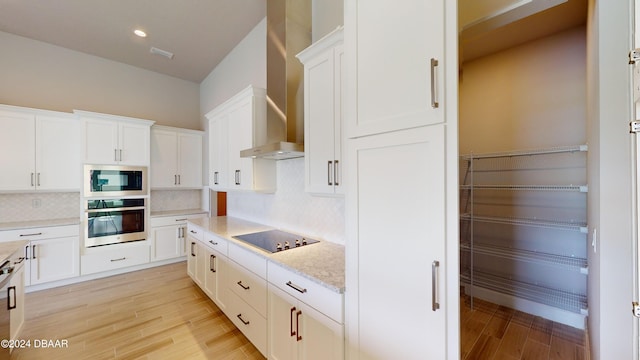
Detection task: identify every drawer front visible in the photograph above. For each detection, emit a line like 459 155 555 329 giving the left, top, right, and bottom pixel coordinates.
268 262 343 324
203 233 228 256
228 243 267 278
228 260 267 316
225 290 267 356
151 214 205 227
0 225 79 242
186 223 204 242
81 242 150 275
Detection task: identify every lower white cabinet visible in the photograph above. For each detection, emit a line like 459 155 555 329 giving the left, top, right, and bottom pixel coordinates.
268 284 344 360
150 214 206 261
81 242 150 275
0 225 80 286
203 233 228 311
9 262 25 343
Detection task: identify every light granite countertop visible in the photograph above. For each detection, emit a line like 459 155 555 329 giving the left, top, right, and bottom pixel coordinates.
189 217 345 293
150 209 208 218
0 218 80 231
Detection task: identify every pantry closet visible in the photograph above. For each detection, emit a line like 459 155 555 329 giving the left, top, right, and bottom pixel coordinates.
458 0 589 349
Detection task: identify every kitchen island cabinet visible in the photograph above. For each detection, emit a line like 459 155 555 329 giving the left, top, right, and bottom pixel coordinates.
0 105 80 192
186 217 344 359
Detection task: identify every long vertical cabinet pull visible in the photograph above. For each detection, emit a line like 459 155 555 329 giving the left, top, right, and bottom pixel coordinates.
290 307 297 336
213 171 219 185
430 58 439 109
209 254 216 273
295 310 303 341
24 245 29 260
30 173 34 187
328 161 334 186
432 260 440 311
32 245 36 259
334 160 340 186
190 242 196 257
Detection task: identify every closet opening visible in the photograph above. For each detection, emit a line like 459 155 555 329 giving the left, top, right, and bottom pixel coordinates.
457 0 589 358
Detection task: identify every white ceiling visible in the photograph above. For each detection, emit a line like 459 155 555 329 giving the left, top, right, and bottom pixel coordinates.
0 0 266 83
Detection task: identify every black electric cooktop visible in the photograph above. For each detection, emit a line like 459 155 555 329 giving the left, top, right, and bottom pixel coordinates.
232 229 319 253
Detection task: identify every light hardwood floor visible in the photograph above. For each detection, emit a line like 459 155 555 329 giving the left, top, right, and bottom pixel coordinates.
461 295 586 360
11 262 264 360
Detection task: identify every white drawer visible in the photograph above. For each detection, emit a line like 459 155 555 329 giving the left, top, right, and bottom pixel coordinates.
228 243 267 279
186 223 204 242
0 225 79 242
81 242 150 275
225 289 267 356
151 214 205 227
227 260 267 317
268 262 344 324
202 232 228 256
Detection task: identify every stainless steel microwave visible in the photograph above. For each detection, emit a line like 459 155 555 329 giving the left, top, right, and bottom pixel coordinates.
84 165 147 197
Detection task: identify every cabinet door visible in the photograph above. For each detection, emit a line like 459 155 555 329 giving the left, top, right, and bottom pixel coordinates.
345 0 444 138
187 239 198 280
346 125 446 359
298 301 344 360
268 284 298 360
333 44 345 195
30 236 79 285
119 122 150 166
195 242 207 287
36 115 81 191
209 115 228 189
203 248 227 311
84 118 119 164
226 99 254 190
9 265 25 341
150 225 181 261
177 132 203 188
304 47 337 195
150 129 178 188
0 111 35 190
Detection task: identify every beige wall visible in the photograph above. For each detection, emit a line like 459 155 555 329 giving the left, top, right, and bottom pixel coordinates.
0 31 200 129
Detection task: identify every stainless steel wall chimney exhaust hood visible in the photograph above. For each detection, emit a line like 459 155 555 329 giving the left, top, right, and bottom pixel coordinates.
240 0 311 160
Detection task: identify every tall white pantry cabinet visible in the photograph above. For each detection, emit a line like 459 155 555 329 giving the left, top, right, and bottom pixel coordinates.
344 1 459 359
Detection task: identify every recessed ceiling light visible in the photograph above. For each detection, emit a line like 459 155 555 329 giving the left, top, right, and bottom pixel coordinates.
134 29 147 38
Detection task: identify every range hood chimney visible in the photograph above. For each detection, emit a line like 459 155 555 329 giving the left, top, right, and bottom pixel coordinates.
240 0 311 160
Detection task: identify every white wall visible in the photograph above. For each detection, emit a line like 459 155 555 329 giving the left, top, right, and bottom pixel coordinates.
587 0 634 358
0 31 200 129
312 0 344 42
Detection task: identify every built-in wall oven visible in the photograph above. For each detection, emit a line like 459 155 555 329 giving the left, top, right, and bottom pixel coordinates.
84 165 147 197
85 198 146 247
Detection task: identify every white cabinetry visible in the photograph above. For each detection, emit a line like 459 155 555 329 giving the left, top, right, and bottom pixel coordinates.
186 223 204 285
81 241 150 275
150 214 205 261
267 262 344 360
345 1 458 358
205 86 276 193
202 233 228 311
77 110 154 166
0 225 80 286
9 259 25 343
0 106 81 191
297 27 344 195
150 126 203 189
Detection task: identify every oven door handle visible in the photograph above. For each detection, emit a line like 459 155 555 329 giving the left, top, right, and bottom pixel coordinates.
85 206 146 213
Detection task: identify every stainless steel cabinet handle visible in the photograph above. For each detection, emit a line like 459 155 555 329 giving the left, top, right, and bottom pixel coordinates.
30 173 34 187
334 160 340 186
7 286 16 310
178 175 181 185
286 281 307 294
430 58 439 109
432 260 440 311
110 257 126 262
237 280 250 290
32 245 36 259
214 171 219 185
174 175 177 185
328 161 333 186
210 254 216 273
290 307 297 336
237 313 250 325
114 149 118 162
235 170 241 185
175 218 187 222
37 173 41 187
24 245 29 261
119 149 123 161
209 240 218 246
190 242 196 257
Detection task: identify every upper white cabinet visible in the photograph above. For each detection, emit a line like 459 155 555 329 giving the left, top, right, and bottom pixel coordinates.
345 0 445 138
150 125 203 189
297 27 344 196
0 105 81 191
77 110 154 166
205 86 276 193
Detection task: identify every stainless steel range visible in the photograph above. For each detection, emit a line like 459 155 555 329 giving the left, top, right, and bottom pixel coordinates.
232 230 319 253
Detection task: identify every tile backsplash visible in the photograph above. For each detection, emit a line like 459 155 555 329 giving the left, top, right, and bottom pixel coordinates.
227 158 345 245
150 190 202 212
0 192 80 222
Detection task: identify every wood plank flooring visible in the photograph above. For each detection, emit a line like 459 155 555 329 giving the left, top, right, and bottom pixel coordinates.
10 262 264 360
461 295 586 360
